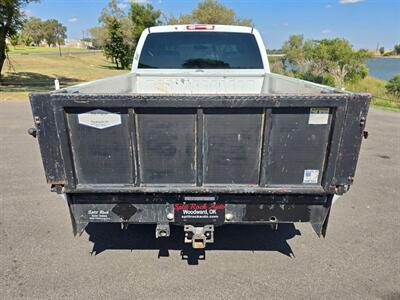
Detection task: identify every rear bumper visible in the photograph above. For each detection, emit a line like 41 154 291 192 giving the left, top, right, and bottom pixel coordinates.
66 193 332 238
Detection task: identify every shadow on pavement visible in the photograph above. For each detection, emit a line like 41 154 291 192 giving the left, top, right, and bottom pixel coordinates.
0 72 81 92
86 223 301 265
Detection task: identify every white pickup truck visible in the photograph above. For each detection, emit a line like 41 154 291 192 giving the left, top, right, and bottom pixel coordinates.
29 24 370 249
65 24 337 95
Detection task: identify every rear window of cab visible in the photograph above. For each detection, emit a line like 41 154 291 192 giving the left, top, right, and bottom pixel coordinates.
138 32 264 69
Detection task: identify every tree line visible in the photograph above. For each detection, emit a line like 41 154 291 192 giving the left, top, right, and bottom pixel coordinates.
378 44 400 56
0 0 251 77
1 0 34 79
270 36 399 95
1 0 67 79
1 0 399 95
271 34 370 87
86 0 399 92
10 17 66 48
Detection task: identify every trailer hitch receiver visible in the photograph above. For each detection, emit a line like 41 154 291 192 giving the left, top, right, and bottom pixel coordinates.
156 224 170 238
184 225 214 249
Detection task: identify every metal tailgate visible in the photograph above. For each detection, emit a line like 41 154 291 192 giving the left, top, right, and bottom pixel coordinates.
30 93 370 195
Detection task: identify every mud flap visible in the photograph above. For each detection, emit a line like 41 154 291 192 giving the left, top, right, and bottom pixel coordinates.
310 198 332 238
67 196 88 236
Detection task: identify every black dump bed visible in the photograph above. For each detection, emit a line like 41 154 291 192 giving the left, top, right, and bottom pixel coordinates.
30 93 370 196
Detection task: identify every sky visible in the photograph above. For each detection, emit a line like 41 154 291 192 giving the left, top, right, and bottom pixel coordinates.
24 0 400 50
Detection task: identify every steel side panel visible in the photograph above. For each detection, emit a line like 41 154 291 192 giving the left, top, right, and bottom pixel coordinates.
265 108 332 185
66 108 134 184
203 108 263 184
29 94 65 184
136 108 196 184
334 95 371 185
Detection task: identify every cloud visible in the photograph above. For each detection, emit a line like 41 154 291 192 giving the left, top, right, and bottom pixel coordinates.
326 4 332 8
282 22 289 27
117 3 128 9
68 17 78 23
322 29 332 34
339 0 365 4
125 0 149 3
22 9 33 16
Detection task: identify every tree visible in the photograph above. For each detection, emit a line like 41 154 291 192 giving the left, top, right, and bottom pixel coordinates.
386 74 400 96
22 17 66 50
168 0 252 26
88 26 108 48
9 33 19 48
19 32 32 45
99 1 160 69
0 0 38 79
379 46 385 55
282 35 370 87
394 44 400 55
22 17 44 45
282 34 310 69
99 0 125 24
129 3 161 48
42 19 66 47
96 0 135 48
104 17 130 69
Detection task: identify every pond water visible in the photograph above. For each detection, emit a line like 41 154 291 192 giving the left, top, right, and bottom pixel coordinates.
367 57 400 80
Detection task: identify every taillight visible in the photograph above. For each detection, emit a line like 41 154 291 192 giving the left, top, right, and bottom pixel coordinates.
186 24 215 30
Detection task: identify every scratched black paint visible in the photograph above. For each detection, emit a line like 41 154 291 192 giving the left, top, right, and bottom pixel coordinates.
30 93 370 237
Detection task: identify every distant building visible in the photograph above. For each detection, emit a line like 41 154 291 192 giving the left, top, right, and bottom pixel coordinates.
39 39 48 47
64 39 93 49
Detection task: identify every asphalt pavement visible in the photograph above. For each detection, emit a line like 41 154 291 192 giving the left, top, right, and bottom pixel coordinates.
1 101 399 300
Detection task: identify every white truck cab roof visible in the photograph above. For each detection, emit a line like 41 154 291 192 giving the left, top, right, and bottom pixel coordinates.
148 24 254 33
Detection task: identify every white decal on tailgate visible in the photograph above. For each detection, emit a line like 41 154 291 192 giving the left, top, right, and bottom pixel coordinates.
78 109 121 129
303 169 319 184
309 108 329 125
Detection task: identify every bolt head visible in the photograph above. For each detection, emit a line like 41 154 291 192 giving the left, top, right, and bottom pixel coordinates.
167 212 174 220
225 213 233 221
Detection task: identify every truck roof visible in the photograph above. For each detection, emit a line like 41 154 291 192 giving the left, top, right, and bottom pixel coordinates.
148 24 254 34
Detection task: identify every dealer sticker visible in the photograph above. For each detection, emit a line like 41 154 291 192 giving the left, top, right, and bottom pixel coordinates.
78 109 121 129
309 108 330 125
174 203 225 224
87 209 111 221
303 169 319 184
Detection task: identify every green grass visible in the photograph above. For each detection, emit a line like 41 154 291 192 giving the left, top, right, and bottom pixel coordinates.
345 76 400 112
0 53 126 101
8 46 96 55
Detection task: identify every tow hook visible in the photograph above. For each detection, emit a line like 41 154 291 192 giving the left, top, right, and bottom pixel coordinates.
184 225 214 249
27 128 37 138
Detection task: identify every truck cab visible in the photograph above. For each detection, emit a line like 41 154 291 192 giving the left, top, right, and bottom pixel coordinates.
130 24 270 95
